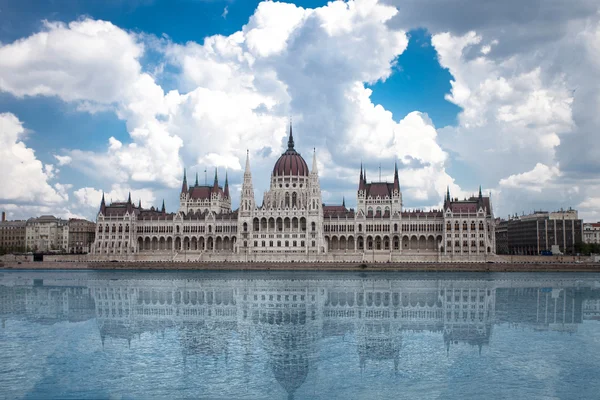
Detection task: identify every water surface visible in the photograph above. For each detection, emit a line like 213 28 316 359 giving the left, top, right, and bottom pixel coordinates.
1 270 599 399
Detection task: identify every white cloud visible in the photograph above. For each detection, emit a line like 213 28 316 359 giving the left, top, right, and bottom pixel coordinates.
53 155 72 166
0 113 66 204
7 0 599 220
499 163 561 192
74 184 156 209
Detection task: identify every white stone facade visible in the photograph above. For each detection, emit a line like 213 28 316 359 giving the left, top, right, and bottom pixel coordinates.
25 215 69 252
91 126 495 262
583 223 600 244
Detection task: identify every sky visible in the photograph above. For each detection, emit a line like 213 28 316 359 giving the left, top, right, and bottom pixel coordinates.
1 0 600 221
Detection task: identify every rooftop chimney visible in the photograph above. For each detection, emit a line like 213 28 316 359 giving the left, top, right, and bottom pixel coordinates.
1 211 5 222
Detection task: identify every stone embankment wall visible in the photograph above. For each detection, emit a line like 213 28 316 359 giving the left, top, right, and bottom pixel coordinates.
2 260 600 272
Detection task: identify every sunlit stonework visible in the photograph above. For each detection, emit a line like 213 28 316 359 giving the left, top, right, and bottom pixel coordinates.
91 123 496 262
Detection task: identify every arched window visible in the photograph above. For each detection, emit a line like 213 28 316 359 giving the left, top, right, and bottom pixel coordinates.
311 222 316 232
292 192 297 208
285 192 290 208
243 222 248 232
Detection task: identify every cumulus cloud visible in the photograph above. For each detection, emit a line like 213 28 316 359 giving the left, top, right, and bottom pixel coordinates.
380 0 600 217
499 163 561 192
0 113 66 204
74 184 156 209
53 155 72 166
4 0 600 220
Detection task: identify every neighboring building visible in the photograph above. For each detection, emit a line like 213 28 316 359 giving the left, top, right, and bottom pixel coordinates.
583 223 600 244
68 219 96 253
0 219 27 254
495 209 583 255
25 215 69 252
91 124 495 261
494 218 508 255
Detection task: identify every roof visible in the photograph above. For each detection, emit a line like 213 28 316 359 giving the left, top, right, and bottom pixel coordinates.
188 185 224 200
138 210 174 221
401 210 444 218
102 203 139 217
273 150 309 177
181 209 238 220
447 196 492 216
365 182 394 198
323 205 355 218
273 122 309 177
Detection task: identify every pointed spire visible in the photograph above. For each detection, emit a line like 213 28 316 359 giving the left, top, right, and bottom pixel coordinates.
127 192 131 204
100 192 106 213
244 150 251 175
213 168 219 190
446 186 451 204
287 117 295 150
342 196 346 208
138 199 141 209
359 163 365 191
393 161 400 191
195 171 199 187
312 147 318 174
161 199 165 213
181 168 188 193
224 171 230 198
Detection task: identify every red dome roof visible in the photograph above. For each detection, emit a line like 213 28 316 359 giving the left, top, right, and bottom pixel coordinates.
273 122 309 176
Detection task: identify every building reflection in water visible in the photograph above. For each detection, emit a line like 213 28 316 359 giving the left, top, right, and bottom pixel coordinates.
1 272 598 398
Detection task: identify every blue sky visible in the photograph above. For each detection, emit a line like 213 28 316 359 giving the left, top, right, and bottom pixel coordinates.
1 0 600 221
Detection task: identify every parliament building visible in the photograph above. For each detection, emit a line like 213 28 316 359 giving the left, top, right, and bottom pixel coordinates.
91 124 496 262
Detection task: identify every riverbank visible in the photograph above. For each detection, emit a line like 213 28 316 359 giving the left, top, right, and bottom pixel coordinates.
2 260 600 272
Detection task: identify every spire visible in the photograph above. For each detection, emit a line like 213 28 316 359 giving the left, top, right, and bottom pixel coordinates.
181 168 188 193
224 171 230 198
126 191 132 213
393 161 400 191
161 199 165 213
342 196 346 208
195 171 199 187
213 168 219 190
287 117 295 150
100 192 106 213
359 163 365 191
138 199 141 209
244 150 251 175
312 147 318 174
446 186 451 204
478 185 484 207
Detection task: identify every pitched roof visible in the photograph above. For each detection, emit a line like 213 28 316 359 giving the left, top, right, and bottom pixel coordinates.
188 185 224 200
365 182 394 198
323 205 355 218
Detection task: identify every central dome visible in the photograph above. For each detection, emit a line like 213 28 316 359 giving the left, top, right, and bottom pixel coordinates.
273 123 309 177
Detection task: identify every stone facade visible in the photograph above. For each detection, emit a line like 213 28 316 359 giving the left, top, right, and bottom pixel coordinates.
68 219 96 253
583 223 600 244
495 209 583 255
0 220 27 254
91 125 495 262
25 215 69 252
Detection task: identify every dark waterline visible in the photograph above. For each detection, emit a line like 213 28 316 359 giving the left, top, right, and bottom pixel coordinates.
1 270 599 399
